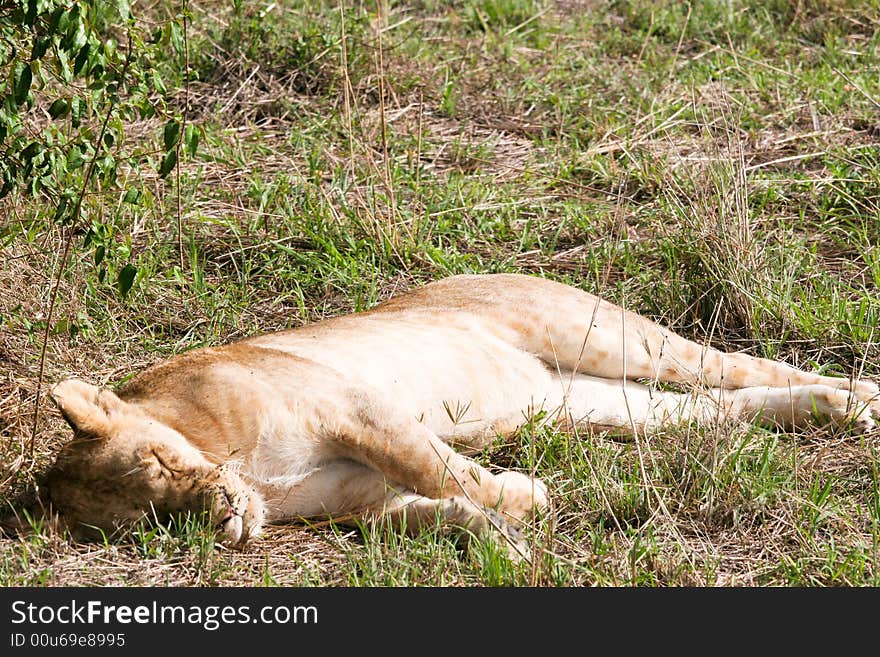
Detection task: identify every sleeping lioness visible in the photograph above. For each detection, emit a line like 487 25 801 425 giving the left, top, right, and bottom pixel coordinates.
45 274 880 559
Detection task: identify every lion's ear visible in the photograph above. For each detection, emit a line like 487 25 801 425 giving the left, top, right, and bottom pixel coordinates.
49 379 124 438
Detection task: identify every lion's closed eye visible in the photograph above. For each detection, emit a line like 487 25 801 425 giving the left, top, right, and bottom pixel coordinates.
146 448 184 478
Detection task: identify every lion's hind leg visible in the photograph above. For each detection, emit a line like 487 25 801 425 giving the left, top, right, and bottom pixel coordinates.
528 298 877 403
714 384 876 434
500 286 878 414
544 372 876 435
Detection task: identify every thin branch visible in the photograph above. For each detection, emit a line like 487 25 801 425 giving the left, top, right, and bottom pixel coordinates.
176 0 191 270
30 36 134 454
376 0 395 216
833 67 880 110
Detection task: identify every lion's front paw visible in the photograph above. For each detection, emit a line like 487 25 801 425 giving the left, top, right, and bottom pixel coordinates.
213 490 264 547
480 507 532 562
204 466 265 548
450 499 532 563
494 471 549 522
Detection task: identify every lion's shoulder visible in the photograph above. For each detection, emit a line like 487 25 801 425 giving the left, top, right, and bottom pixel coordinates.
117 342 308 402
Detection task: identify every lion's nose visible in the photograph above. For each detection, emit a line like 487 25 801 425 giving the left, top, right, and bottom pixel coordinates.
216 505 236 527
209 489 247 547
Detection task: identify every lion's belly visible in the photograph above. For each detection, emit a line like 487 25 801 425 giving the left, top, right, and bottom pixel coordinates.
250 315 557 442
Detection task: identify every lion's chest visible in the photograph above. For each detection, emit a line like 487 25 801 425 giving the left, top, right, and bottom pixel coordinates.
242 410 387 519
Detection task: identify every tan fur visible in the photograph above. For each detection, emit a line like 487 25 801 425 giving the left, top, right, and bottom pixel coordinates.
45 274 880 559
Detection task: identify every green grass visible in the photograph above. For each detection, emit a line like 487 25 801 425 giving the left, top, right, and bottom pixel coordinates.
2 0 880 586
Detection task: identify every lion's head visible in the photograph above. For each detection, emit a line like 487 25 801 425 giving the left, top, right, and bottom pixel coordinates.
45 379 264 546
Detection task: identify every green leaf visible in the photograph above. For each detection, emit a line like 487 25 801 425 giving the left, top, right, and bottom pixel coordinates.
117 0 131 21
48 98 70 119
70 96 82 126
117 264 137 298
31 37 50 60
138 98 156 119
21 142 42 161
151 69 167 95
94 245 105 266
25 0 37 26
184 124 199 157
163 119 180 151
97 153 117 183
14 64 32 105
73 43 90 76
62 8 87 52
57 48 73 83
169 21 183 54
67 148 84 170
158 149 177 178
52 196 69 223
123 188 141 204
56 5 74 34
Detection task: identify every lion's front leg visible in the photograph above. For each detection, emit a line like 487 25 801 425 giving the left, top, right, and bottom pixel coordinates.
325 390 548 525
365 490 533 562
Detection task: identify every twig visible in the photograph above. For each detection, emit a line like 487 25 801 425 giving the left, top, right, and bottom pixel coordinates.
30 36 134 454
669 2 692 79
414 90 424 231
217 65 260 115
375 0 396 218
833 67 880 110
743 150 828 172
339 2 354 169
176 0 190 270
